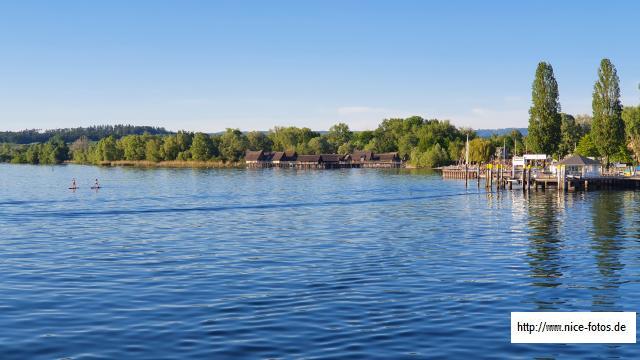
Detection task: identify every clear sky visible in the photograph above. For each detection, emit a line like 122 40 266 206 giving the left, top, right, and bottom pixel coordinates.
1 0 639 132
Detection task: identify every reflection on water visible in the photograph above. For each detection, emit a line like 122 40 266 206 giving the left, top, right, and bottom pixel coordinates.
527 193 563 289
591 193 625 310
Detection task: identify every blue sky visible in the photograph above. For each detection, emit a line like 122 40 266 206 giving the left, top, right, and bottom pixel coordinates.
1 0 639 132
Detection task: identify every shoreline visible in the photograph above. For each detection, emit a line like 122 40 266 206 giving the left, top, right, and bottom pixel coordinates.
2 161 434 170
71 160 246 169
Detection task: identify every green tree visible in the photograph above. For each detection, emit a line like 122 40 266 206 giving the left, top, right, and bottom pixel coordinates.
622 106 640 163
468 138 494 163
575 114 593 134
527 62 561 156
352 130 375 150
39 135 69 164
176 131 193 152
190 132 214 161
410 143 449 168
70 135 90 162
25 144 41 164
447 139 464 163
246 131 272 151
119 135 146 161
337 142 354 154
176 150 191 161
161 135 180 160
326 123 353 151
398 133 418 158
558 113 580 158
0 143 12 162
308 136 331 154
575 133 599 157
268 126 319 152
145 138 163 162
219 129 248 161
95 135 121 161
591 58 624 166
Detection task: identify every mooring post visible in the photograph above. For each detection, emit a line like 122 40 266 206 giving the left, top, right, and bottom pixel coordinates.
485 164 489 188
490 164 494 190
464 163 468 187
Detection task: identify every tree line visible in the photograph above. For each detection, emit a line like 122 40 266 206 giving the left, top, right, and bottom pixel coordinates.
0 125 170 144
527 58 640 166
0 118 521 167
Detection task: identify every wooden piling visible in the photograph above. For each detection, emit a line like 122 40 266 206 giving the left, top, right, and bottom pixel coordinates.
464 164 468 186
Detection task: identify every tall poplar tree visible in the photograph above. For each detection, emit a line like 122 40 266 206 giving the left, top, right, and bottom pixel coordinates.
527 62 561 156
591 58 624 166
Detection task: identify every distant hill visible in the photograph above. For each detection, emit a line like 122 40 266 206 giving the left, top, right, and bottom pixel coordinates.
475 128 527 138
0 125 172 144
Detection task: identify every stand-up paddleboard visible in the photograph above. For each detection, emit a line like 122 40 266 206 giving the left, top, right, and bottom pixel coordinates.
91 186 101 189
69 187 79 190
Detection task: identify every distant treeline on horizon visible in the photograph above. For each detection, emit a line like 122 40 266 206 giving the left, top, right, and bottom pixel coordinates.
0 125 171 144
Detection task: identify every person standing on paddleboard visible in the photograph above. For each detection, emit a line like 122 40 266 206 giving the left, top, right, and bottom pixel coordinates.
71 178 77 189
93 178 100 189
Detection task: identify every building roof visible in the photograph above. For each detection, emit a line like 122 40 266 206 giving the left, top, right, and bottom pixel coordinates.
284 150 298 161
297 154 321 162
352 150 373 161
558 155 601 166
376 152 400 162
320 154 341 162
245 150 264 161
271 151 284 161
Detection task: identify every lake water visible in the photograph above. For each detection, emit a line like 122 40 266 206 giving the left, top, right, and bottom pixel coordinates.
1 164 639 359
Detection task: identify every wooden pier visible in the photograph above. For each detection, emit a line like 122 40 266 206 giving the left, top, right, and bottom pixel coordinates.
439 165 640 192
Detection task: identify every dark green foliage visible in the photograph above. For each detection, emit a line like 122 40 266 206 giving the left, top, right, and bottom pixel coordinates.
527 62 561 156
176 131 193 152
0 143 13 162
269 126 319 152
191 133 215 161
411 143 449 167
623 106 640 163
0 125 170 144
119 135 146 161
591 58 624 165
145 137 163 162
575 133 599 157
308 136 331 155
326 123 353 152
558 113 581 158
219 129 248 161
95 136 121 161
247 131 272 151
2 135 69 164
161 135 180 160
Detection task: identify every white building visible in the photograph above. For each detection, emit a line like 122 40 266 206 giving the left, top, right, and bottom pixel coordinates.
556 155 601 177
